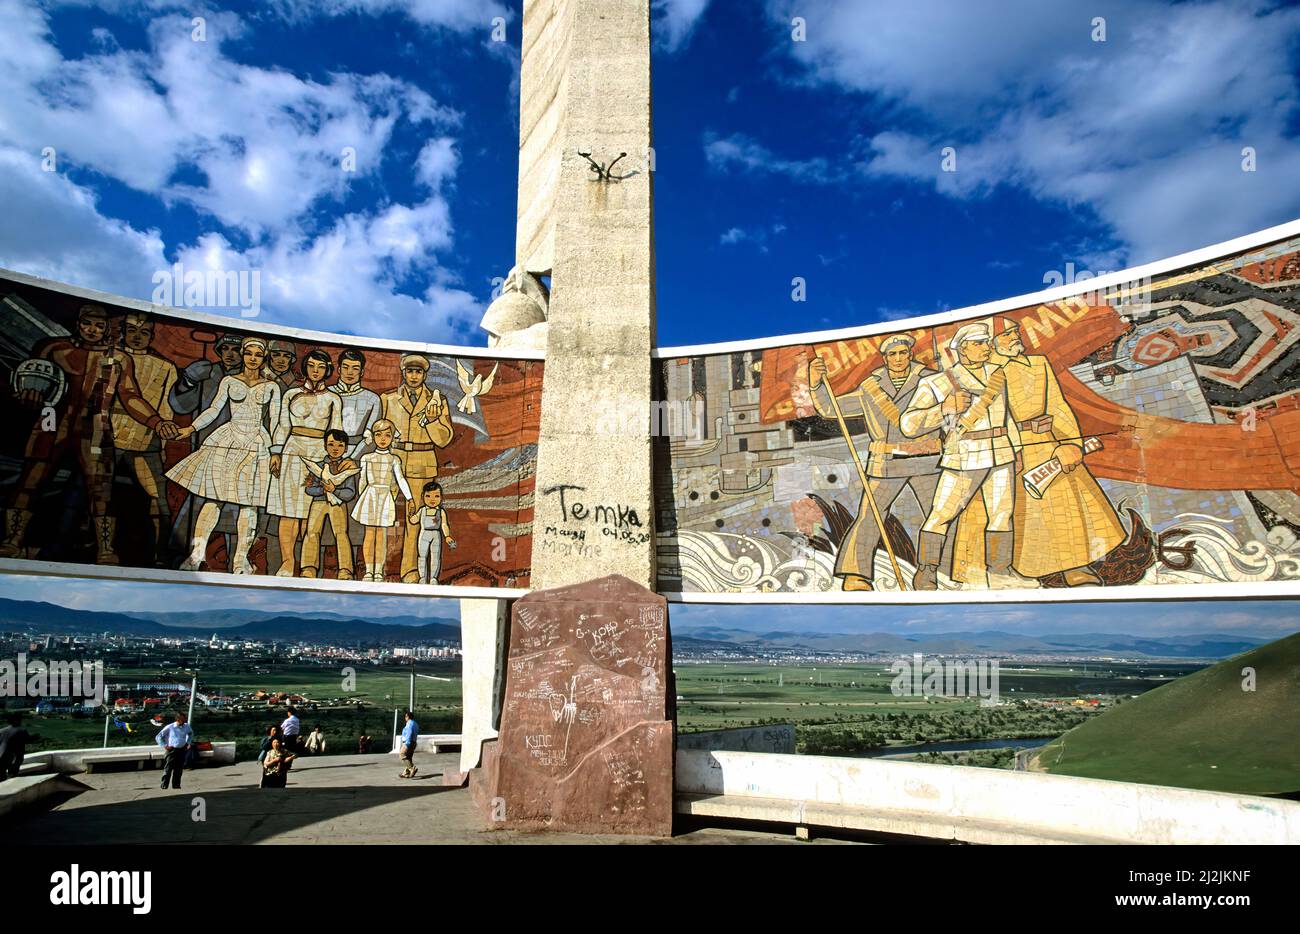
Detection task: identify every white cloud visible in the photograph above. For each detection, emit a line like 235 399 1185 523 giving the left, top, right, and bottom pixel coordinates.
271 0 510 32
718 222 787 252
760 0 1300 264
0 146 167 295
173 193 480 340
51 0 510 32
415 137 459 190
0 0 484 339
654 0 712 52
704 131 840 184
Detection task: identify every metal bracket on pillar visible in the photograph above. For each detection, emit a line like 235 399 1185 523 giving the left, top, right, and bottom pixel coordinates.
578 150 630 182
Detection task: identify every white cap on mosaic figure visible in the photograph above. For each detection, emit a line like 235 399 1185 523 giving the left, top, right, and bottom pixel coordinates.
879 333 915 354
948 322 991 352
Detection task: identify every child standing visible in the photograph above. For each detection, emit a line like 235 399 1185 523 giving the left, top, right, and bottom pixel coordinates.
406 480 456 584
351 419 412 582
300 428 359 579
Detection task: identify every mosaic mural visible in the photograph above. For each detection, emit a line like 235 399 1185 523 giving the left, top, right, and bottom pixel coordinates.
655 235 1300 596
0 276 541 589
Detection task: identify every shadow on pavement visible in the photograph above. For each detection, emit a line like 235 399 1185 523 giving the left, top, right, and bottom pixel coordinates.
0 780 459 845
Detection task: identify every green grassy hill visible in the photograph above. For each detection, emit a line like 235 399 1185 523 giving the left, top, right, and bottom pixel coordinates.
1032 631 1300 795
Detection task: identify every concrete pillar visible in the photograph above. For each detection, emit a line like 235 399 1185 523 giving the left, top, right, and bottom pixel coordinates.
456 597 508 775
525 0 657 590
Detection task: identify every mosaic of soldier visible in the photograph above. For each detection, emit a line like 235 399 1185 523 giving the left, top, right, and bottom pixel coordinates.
0 303 180 564
266 339 299 394
901 322 1029 590
380 353 453 583
990 318 1124 586
808 333 943 592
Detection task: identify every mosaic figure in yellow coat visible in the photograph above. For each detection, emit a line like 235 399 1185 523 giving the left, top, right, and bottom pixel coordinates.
380 354 454 583
952 319 1126 587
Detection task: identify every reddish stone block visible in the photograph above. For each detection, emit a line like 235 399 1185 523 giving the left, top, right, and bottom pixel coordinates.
478 574 674 836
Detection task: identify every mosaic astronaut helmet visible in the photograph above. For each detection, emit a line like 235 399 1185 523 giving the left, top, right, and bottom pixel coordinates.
11 357 67 407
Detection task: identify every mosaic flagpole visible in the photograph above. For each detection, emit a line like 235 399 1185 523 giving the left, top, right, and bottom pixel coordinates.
817 353 907 591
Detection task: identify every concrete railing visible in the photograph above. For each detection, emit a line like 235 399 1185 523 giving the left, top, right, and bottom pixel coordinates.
675 750 1300 844
390 734 462 754
23 743 237 775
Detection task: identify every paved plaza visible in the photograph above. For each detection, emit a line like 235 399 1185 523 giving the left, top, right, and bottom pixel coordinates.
0 753 852 845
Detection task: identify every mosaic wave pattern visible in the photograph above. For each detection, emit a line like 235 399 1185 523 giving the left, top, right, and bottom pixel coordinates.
655 235 1300 596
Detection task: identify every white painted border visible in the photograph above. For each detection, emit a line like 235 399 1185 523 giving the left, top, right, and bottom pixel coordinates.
653 218 1300 358
0 558 527 601
0 266 545 362
662 579 1300 605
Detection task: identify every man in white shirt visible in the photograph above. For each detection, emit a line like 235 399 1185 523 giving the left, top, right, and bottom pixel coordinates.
281 707 302 753
155 712 193 790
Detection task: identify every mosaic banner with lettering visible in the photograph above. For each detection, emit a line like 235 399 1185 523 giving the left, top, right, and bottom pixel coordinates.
654 234 1300 597
0 274 541 590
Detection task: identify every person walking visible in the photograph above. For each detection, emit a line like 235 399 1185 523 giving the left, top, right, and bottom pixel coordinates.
398 710 419 779
305 726 326 756
155 712 193 790
280 707 302 753
357 732 372 754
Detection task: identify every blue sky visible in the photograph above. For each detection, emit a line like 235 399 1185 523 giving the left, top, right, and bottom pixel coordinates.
2 0 1298 343
1 0 1298 634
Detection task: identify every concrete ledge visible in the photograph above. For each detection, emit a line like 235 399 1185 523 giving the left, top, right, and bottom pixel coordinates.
24 743 237 775
676 794 1117 845
390 734 462 755
676 750 1300 845
0 774 89 821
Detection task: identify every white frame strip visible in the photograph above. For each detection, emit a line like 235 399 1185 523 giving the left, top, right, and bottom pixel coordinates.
0 267 544 362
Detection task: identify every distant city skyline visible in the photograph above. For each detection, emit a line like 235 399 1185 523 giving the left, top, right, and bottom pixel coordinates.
0 574 1295 639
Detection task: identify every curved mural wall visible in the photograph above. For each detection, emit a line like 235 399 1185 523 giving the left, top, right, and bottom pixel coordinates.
0 271 541 593
654 227 1300 600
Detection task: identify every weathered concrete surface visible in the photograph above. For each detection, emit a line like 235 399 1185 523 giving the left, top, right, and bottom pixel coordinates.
527 0 657 590
677 724 796 755
478 574 673 835
0 753 844 845
457 596 509 777
676 750 1300 845
515 1 570 275
0 774 89 821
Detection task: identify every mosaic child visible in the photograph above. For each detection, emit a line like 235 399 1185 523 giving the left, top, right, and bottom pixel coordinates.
352 418 412 582
406 480 456 584
300 428 359 579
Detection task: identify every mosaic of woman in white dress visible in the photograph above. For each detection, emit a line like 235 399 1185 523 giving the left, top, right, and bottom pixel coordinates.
168 337 281 574
268 349 343 576
352 418 412 582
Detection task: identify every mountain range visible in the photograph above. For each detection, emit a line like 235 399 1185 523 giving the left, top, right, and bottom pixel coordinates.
670 625 1268 659
0 598 458 644
0 596 1272 658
